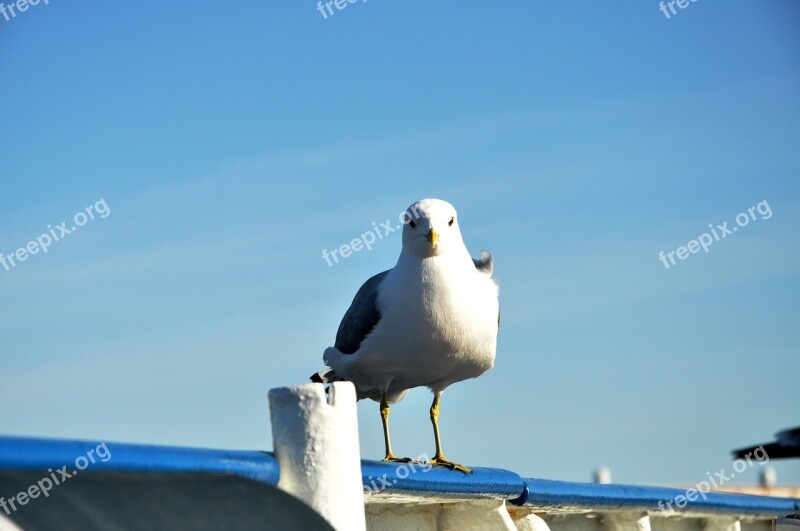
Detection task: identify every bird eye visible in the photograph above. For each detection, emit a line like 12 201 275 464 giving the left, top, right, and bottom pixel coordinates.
448 217 454 226
409 220 416 229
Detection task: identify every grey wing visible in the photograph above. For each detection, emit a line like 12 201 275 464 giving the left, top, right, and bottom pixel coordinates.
334 269 390 354
473 249 493 277
472 250 499 329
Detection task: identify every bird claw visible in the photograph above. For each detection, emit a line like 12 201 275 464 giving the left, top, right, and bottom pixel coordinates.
383 455 414 464
428 456 473 474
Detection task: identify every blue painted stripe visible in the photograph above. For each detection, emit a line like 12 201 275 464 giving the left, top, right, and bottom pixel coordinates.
3 436 798 518
0 436 280 485
361 459 525 500
513 478 800 517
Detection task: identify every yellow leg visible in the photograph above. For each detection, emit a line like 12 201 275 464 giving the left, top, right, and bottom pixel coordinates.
428 392 472 474
381 394 411 463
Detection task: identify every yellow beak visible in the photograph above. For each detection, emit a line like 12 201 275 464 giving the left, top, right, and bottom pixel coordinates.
427 229 439 248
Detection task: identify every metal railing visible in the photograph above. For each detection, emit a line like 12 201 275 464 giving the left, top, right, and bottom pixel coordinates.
2 383 799 530
2 435 798 529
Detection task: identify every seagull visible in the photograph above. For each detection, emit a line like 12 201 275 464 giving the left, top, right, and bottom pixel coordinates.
311 198 499 473
732 426 800 460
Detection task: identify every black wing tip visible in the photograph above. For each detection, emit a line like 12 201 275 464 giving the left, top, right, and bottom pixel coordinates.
778 426 800 440
731 446 755 459
731 442 800 460
310 369 338 384
731 442 773 459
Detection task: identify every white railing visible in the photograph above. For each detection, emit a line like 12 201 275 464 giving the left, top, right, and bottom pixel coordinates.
269 382 800 531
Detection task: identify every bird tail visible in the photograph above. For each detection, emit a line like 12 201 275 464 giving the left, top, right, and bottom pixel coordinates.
310 368 340 384
311 347 356 384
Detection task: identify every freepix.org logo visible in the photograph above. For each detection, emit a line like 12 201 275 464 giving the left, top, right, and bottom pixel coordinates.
0 0 51 23
658 200 772 270
659 0 699 20
0 442 111 516
1 198 111 273
657 445 769 514
321 203 423 268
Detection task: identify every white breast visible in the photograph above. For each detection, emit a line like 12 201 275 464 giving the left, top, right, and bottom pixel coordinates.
369 254 499 392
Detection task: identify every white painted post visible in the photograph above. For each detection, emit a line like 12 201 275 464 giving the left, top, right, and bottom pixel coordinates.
438 500 517 530
593 466 612 484
268 382 366 531
0 513 23 531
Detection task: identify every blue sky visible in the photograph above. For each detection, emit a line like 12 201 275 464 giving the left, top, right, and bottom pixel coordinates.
1 1 798 486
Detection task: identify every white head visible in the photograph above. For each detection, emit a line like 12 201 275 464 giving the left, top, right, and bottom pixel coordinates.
401 198 465 258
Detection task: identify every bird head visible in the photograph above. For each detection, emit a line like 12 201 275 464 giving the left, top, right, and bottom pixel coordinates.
401 198 464 258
